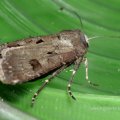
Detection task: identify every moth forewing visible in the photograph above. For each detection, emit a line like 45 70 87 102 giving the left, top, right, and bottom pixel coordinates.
0 30 88 85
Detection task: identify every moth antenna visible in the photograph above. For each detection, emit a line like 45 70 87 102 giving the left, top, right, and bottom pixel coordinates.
53 0 85 32
88 35 120 41
66 9 84 33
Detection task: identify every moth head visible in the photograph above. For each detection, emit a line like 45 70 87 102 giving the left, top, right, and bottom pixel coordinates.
80 32 89 48
84 34 89 45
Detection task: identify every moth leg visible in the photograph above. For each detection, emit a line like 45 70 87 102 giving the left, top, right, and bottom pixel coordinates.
67 57 83 100
31 64 67 107
84 57 98 86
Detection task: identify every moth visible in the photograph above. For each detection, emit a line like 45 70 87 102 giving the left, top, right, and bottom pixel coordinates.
0 29 96 106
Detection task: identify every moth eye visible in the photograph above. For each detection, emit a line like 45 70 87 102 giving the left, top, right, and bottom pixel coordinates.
36 39 44 44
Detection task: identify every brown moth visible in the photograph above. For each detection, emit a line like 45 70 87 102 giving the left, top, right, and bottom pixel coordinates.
0 29 93 106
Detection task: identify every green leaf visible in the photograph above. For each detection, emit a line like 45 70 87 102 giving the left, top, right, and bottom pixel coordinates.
0 0 120 120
